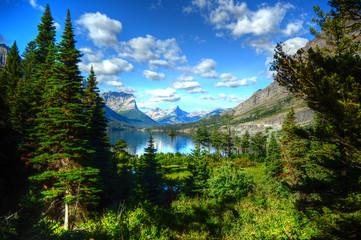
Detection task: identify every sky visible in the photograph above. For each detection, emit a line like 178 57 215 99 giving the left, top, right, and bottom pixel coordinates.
0 0 330 113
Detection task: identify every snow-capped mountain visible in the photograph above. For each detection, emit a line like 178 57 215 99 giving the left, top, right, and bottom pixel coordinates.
146 106 227 125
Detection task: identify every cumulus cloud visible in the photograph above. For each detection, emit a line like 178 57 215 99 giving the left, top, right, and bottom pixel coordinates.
200 93 245 103
29 0 44 11
80 47 105 62
177 75 195 82
193 58 218 78
282 37 308 55
227 3 293 37
149 59 170 70
104 79 136 94
119 35 187 65
215 74 257 88
143 70 166 80
79 57 134 78
186 1 298 39
173 81 207 93
146 88 180 102
282 20 304 36
184 0 210 13
248 37 275 54
77 12 122 47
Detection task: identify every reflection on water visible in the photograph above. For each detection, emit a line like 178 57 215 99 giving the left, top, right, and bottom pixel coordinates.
107 130 196 155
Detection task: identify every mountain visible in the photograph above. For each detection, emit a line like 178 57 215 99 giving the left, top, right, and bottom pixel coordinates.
146 106 227 125
153 81 313 135
101 91 159 128
0 44 10 69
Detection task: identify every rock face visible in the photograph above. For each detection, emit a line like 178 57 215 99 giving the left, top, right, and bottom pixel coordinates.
101 91 138 112
0 44 10 69
146 106 227 125
101 91 159 128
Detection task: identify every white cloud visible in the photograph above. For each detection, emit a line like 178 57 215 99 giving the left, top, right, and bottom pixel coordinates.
80 47 105 62
143 70 166 80
210 1 247 27
137 101 157 110
200 93 244 103
104 79 136 94
193 58 218 78
119 35 187 65
53 21 61 31
173 81 207 93
146 88 180 102
227 3 293 37
79 57 134 77
215 74 257 88
187 1 298 39
248 37 275 54
178 75 195 82
149 59 170 70
282 20 304 36
282 37 308 55
193 0 209 8
76 12 122 47
29 0 44 11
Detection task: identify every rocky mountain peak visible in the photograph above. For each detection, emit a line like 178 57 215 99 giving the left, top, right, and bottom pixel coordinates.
101 91 138 113
0 43 10 69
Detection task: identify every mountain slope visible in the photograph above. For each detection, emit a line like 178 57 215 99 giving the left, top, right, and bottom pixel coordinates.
101 91 159 128
153 81 313 135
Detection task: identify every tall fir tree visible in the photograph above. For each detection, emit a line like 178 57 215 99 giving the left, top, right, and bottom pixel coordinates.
137 134 164 204
30 10 100 230
0 41 21 100
34 4 56 66
84 66 110 165
265 132 283 179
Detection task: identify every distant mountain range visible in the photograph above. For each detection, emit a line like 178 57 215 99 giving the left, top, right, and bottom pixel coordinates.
100 91 227 128
145 106 227 125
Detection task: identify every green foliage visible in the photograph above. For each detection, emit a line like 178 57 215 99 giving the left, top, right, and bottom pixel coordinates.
241 130 250 155
185 145 210 196
250 131 267 160
113 138 129 154
208 162 254 202
265 132 283 179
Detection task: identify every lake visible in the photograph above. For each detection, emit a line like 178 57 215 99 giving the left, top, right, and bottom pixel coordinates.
107 129 196 155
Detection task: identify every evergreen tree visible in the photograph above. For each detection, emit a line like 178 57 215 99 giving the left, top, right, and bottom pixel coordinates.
265 132 283 179
137 134 164 204
250 131 267 159
30 10 100 230
0 41 21 100
21 41 37 82
34 4 56 66
84 66 110 165
186 144 210 195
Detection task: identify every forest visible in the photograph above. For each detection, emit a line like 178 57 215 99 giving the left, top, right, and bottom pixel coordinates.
0 0 360 239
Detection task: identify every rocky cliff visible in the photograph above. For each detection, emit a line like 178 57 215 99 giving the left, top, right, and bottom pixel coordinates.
101 91 159 128
0 44 10 69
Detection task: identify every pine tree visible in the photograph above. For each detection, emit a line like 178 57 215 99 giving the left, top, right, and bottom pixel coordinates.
265 132 283 179
30 10 100 230
34 4 56 66
186 144 210 195
84 66 110 165
0 41 21 100
137 134 164 204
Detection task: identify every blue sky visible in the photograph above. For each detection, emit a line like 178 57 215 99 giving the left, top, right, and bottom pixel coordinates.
0 0 330 112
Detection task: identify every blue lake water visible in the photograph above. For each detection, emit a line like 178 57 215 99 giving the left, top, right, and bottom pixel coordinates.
107 130 196 155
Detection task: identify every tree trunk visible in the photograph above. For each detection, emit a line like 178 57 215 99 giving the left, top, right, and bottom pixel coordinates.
64 192 69 230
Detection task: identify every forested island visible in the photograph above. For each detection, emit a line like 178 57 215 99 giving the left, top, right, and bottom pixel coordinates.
1 1 361 239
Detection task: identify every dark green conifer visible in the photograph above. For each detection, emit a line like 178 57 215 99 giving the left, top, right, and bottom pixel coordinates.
34 4 56 66
84 66 110 164
30 10 99 230
265 132 283 179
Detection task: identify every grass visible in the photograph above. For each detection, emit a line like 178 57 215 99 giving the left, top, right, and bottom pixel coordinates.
161 164 191 180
